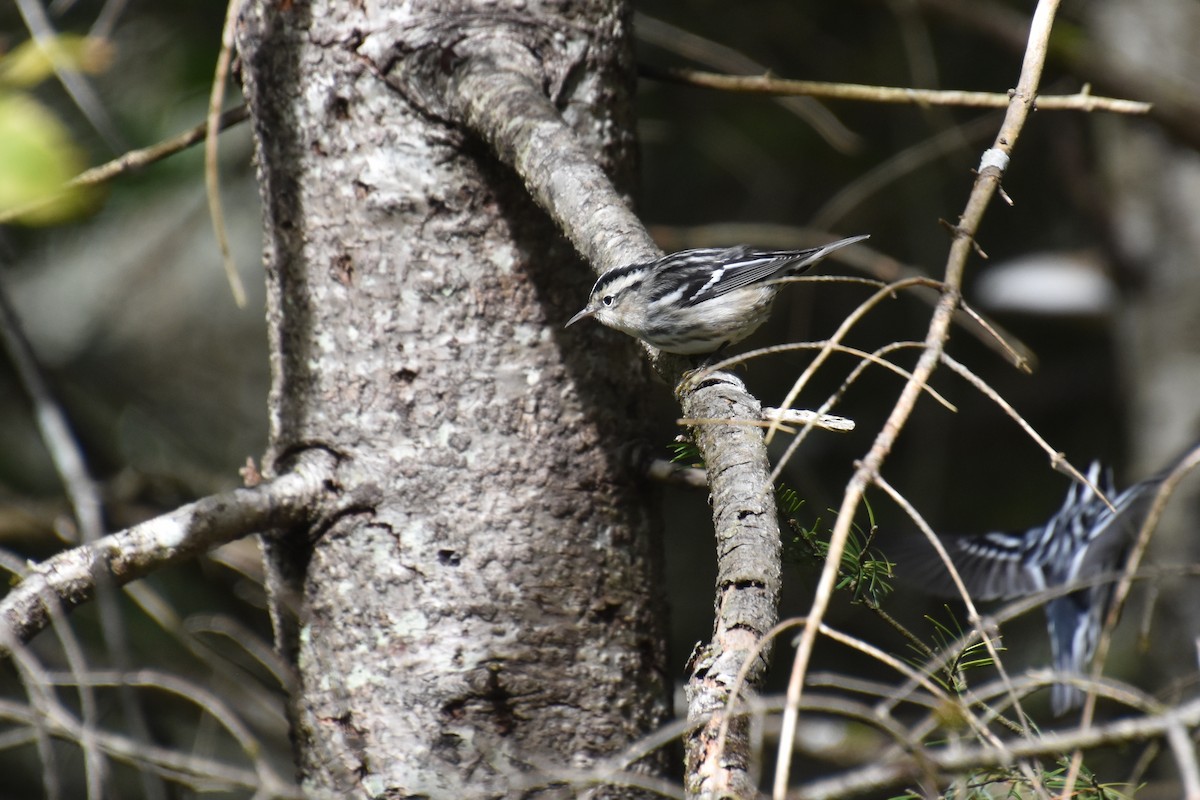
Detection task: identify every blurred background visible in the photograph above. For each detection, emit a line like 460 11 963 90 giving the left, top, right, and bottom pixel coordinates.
1 0 1198 796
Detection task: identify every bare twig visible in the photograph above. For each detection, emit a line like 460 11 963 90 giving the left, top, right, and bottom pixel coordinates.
44 669 283 787
0 280 102 545
710 618 948 794
911 0 1200 151
760 277 954 447
793 694 1200 800
696 337 958 414
2 260 168 798
644 458 709 489
645 64 1152 114
768 341 925 490
0 105 250 225
3 603 66 798
634 13 861 154
0 692 301 797
761 408 855 433
0 450 336 653
206 0 249 308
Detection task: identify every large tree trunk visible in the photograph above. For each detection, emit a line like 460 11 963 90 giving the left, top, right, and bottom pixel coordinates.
236 1 668 794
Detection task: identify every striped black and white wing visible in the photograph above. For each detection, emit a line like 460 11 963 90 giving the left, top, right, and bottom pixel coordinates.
646 247 813 307
899 448 1193 715
902 525 1051 599
921 461 1122 600
650 236 868 307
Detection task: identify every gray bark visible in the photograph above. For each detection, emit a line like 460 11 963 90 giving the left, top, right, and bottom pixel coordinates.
235 1 668 796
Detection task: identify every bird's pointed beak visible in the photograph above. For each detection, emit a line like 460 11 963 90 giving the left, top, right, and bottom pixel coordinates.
564 307 596 328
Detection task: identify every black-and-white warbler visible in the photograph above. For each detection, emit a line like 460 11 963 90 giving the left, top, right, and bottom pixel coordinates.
907 455 1180 715
565 235 869 355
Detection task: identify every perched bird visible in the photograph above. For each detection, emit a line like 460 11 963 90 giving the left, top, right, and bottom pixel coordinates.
906 456 1179 715
565 235 868 355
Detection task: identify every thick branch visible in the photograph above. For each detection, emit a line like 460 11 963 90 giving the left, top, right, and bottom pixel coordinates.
0 451 337 653
448 52 660 273
677 374 781 799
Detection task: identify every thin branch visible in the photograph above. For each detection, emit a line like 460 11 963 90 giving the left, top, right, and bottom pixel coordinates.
755 277 958 447
633 13 861 154
4 606 65 799
0 275 110 797
762 408 856 434
769 341 926 488
0 450 337 653
710 618 946 794
0 268 166 797
792 694 1200 800
44 669 281 787
911 0 1200 151
0 280 102 545
1167 720 1200 800
45 580 107 799
1093 444 1200 699
0 693 301 797
644 458 709 489
772 2 1062 795
0 105 250 225
697 338 957 414
871 472 1037 747
645 64 1151 114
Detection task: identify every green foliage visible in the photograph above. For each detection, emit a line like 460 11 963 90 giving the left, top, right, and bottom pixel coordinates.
668 436 703 468
781 493 894 606
777 484 805 515
914 605 997 696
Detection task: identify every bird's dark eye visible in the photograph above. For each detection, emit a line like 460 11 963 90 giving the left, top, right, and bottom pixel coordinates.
602 295 614 306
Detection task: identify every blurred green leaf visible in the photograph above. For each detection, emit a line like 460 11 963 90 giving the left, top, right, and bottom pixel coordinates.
0 34 114 88
0 93 99 225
